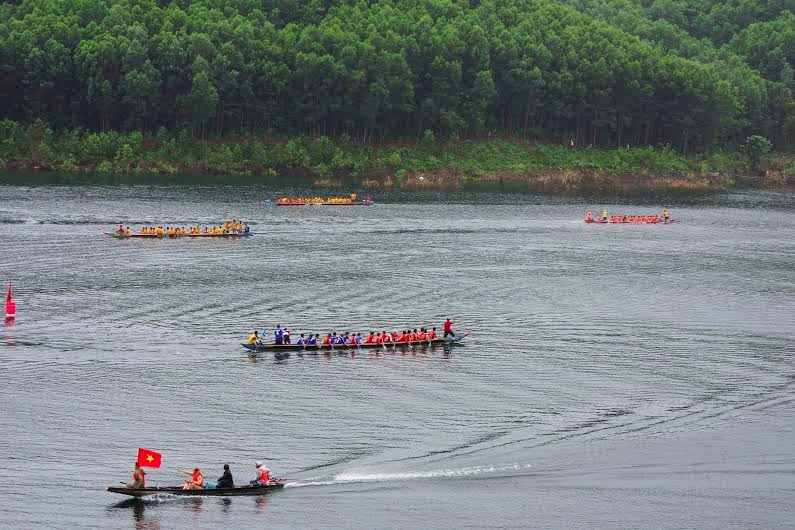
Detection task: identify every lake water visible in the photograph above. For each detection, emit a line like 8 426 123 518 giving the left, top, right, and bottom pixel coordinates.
0 183 793 529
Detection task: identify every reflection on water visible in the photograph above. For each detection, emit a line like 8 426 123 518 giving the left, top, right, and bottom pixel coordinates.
255 496 269 515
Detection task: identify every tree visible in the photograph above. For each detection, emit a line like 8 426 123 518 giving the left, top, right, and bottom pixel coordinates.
741 135 773 169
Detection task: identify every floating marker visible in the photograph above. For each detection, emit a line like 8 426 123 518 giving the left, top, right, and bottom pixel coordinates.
5 281 15 322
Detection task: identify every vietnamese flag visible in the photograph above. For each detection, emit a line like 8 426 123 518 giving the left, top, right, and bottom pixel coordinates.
137 448 162 468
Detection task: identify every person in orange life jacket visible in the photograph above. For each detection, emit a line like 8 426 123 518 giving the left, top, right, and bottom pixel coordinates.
443 318 455 338
274 325 284 345
322 334 332 345
251 461 270 485
417 329 427 341
348 333 357 345
128 462 145 488
397 330 408 342
364 332 375 344
429 327 437 339
178 468 205 490
383 331 394 344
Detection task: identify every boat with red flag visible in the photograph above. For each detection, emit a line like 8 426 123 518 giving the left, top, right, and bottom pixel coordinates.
107 482 285 497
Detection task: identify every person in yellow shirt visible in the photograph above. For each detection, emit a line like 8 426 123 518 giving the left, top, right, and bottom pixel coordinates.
155 226 164 236
247 330 260 346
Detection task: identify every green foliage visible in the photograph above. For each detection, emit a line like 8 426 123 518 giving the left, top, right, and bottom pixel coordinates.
741 135 774 169
0 0 792 152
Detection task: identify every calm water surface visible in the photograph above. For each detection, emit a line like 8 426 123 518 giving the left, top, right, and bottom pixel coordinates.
0 184 793 529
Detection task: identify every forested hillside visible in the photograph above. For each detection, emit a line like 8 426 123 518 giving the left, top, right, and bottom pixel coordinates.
1 0 794 154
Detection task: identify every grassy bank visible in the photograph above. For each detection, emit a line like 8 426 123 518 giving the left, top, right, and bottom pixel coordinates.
1 121 792 192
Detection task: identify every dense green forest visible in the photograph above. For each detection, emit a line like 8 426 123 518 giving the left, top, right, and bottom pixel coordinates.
1 0 794 154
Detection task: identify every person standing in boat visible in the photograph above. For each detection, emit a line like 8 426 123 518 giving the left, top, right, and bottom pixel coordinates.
274 325 284 345
128 462 145 488
251 461 270 485
217 464 234 488
586 209 593 222
443 318 455 338
283 328 291 344
663 209 670 222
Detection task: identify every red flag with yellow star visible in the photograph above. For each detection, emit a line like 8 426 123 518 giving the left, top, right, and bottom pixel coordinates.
137 448 162 468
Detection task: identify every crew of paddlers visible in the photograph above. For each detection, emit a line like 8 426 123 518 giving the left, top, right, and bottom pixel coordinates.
248 320 457 347
114 220 249 236
585 209 671 223
276 193 370 204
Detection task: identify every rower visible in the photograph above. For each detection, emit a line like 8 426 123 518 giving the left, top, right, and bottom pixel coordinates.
178 468 205 490
128 461 145 488
307 334 318 346
429 327 437 340
601 209 608 220
216 464 234 488
382 331 393 345
417 328 427 341
364 332 375 344
663 209 670 222
296 333 305 345
443 318 455 338
251 461 270 485
116 225 124 234
586 209 593 222
322 333 332 345
247 330 260 346
125 226 132 236
274 325 283 345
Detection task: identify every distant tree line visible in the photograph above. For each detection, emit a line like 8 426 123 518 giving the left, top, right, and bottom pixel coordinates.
1 0 793 153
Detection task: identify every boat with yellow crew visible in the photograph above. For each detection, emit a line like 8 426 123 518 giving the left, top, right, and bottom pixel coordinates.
105 220 252 238
276 193 373 206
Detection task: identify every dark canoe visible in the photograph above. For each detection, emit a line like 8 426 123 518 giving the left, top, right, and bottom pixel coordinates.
107 482 285 497
242 335 467 352
276 201 373 206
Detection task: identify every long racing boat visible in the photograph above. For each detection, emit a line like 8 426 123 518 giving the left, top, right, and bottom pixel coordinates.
107 482 284 497
104 232 253 239
242 334 467 352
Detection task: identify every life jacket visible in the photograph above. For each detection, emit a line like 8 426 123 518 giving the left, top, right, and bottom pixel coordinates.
364 334 374 343
257 466 270 482
391 332 398 341
375 334 384 344
322 335 331 345
428 330 436 339
418 331 427 341
348 335 357 344
408 333 417 342
397 334 407 343
192 470 204 486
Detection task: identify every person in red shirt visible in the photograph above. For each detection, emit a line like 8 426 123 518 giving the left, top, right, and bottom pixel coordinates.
381 331 393 345
348 333 357 345
397 330 408 343
443 318 455 338
417 329 427 341
322 334 332 345
428 327 437 340
364 332 375 344
391 331 398 342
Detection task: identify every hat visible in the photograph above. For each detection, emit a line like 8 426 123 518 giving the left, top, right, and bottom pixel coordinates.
255 461 262 467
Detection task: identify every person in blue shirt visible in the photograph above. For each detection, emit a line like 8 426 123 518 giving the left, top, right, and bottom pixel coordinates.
274 325 283 345
307 334 318 346
296 333 305 345
355 333 362 344
243 224 250 234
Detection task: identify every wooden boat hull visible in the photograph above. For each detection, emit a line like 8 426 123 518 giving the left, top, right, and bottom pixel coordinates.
276 201 373 206
107 482 284 497
242 335 467 352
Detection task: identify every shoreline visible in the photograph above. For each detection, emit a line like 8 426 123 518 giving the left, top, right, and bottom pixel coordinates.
1 135 792 193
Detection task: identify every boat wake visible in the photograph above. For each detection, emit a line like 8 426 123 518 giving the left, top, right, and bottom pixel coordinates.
286 462 532 488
